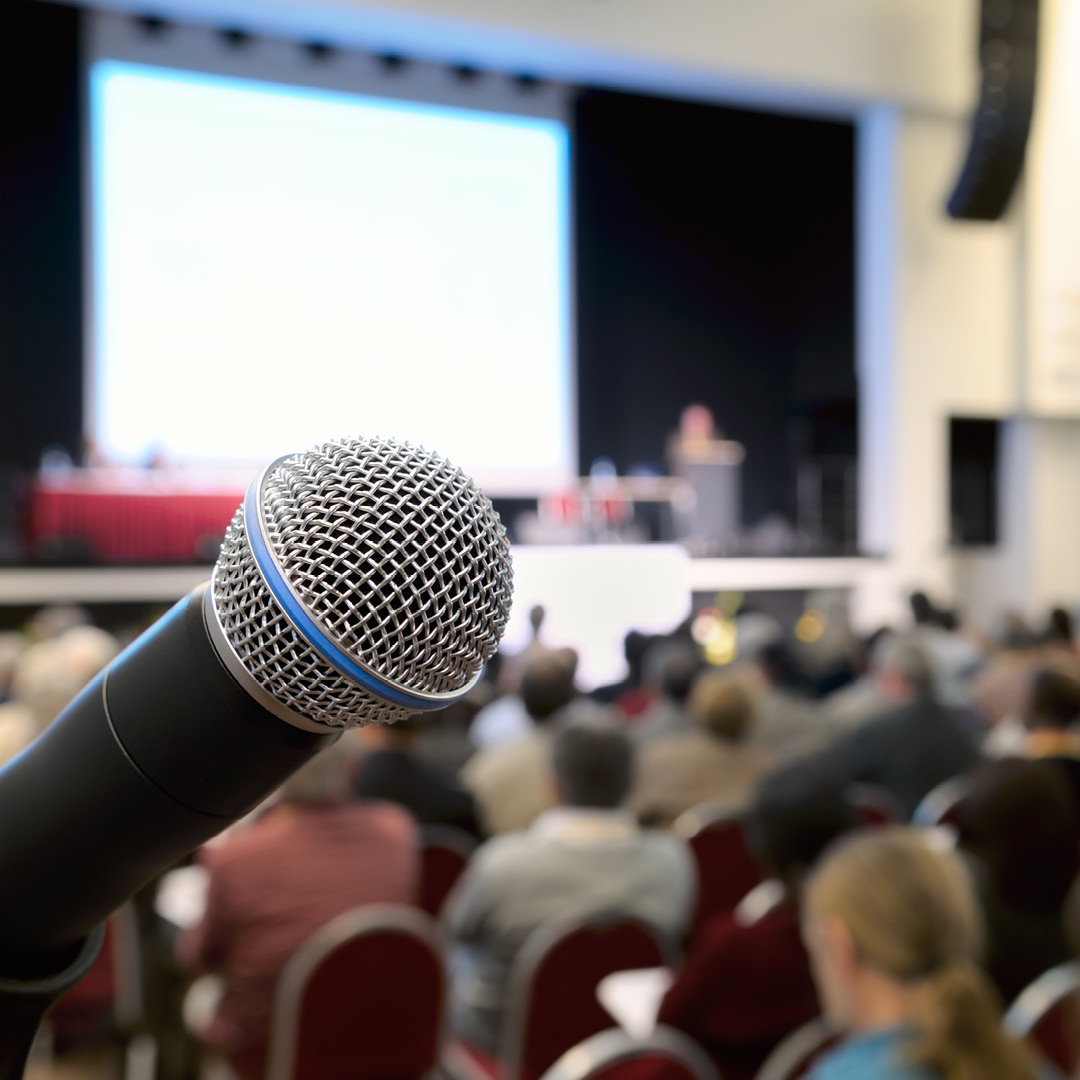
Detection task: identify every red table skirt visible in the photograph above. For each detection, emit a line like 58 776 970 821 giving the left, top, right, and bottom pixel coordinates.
29 482 244 563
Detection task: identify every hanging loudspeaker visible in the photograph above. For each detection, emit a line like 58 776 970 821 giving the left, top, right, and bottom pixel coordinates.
946 0 1040 222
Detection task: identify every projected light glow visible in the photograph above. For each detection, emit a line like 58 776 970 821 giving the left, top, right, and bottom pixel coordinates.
89 61 572 492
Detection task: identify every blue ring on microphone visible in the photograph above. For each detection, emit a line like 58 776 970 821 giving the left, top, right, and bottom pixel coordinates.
243 475 456 712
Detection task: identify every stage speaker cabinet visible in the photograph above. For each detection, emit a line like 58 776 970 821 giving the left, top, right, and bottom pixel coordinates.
946 0 1040 222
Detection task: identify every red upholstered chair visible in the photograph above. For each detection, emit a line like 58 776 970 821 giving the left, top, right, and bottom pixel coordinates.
911 775 972 829
674 802 765 934
846 784 903 828
500 916 679 1080
418 826 477 918
1004 961 1080 1076
538 1026 718 1080
753 1018 840 1080
48 901 150 1055
265 904 445 1080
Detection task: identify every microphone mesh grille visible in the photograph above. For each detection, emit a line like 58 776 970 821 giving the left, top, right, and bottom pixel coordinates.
212 438 513 729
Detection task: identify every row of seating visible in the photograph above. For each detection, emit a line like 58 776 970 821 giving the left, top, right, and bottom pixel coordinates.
266 901 1080 1080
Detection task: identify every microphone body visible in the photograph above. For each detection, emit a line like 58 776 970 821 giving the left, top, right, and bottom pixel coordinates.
0 586 333 974
0 437 512 981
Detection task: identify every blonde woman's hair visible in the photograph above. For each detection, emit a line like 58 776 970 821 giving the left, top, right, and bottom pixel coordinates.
805 828 1037 1080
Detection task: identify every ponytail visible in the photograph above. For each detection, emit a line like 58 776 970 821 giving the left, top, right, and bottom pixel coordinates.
805 830 1040 1080
909 961 1035 1080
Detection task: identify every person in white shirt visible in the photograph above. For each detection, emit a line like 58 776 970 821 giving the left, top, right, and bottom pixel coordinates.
445 719 695 1053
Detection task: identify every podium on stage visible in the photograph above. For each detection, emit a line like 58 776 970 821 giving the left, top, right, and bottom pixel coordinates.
670 439 745 555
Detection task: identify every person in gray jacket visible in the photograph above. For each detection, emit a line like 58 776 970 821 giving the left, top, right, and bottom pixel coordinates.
444 719 695 1054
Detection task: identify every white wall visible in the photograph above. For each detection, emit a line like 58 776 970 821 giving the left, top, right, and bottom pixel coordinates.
854 106 1023 628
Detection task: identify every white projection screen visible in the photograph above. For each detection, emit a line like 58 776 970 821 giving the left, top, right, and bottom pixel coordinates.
86 15 574 494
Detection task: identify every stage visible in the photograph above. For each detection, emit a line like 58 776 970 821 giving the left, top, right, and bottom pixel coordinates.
0 548 880 689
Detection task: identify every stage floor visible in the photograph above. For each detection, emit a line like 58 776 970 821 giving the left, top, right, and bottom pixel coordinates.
0 547 878 689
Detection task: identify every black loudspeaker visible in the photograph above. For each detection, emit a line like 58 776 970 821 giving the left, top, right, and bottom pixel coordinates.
949 418 999 546
946 0 1040 222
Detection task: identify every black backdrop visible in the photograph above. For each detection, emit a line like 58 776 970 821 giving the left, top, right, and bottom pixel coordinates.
574 89 855 527
0 2 855 542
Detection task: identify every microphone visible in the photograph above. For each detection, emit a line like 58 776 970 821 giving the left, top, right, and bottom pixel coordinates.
0 437 513 976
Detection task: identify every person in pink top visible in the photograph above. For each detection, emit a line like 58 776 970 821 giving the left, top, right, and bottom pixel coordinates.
177 740 419 1080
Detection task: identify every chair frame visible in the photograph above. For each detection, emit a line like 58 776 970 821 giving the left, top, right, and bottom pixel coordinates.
910 775 972 829
419 825 479 915
1003 960 1080 1040
422 824 479 858
500 914 679 1080
538 1025 718 1080
753 1017 838 1080
671 800 745 840
845 783 903 826
265 903 446 1080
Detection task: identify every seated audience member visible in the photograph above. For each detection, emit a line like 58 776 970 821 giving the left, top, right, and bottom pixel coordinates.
1023 669 1080 761
353 713 483 839
955 758 1080 1004
632 638 700 744
909 592 982 709
177 742 419 1080
802 828 1041 1080
469 653 532 752
471 609 549 750
414 695 486 780
0 630 23 705
445 721 694 1054
631 670 773 827
828 636 979 818
462 650 579 835
658 760 855 1080
745 640 834 760
591 630 655 717
823 629 895 733
972 617 1075 749
0 624 119 767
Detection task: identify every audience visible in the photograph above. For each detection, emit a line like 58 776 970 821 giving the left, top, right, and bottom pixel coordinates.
591 629 655 717
802 828 1040 1080
445 720 694 1054
352 713 483 839
471 607 550 750
827 636 979 817
744 640 834 760
177 741 419 1080
1023 668 1080 761
909 592 981 709
0 622 118 767
631 638 700 744
658 760 855 1080
822 628 894 732
631 670 774 827
955 758 1080 1004
462 650 581 835
11 590 1080 1080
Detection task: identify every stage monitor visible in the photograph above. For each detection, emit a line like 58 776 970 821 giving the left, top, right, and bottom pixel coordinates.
86 15 573 494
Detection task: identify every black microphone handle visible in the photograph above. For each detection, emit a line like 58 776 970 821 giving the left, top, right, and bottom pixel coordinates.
0 584 337 979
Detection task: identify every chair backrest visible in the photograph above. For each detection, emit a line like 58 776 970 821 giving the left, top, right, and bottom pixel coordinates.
48 901 145 1044
502 916 678 1080
846 783 903 827
266 904 445 1080
674 802 764 931
753 1018 840 1080
911 775 972 829
539 1025 718 1080
1003 960 1080 1075
418 825 477 918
